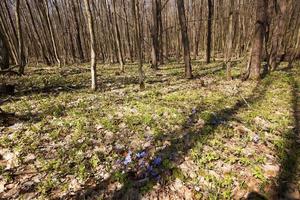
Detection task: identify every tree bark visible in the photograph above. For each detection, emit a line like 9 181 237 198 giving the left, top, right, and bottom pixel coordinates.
122 0 133 62
16 0 26 74
226 0 234 81
84 0 97 91
176 0 193 79
25 0 50 65
158 0 164 64
132 0 145 90
0 13 18 66
43 0 61 67
206 0 213 64
248 0 268 80
72 0 85 62
112 0 125 72
0 31 9 70
151 0 159 70
269 0 289 71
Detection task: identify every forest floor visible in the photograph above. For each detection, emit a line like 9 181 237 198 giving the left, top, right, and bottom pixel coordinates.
0 60 299 199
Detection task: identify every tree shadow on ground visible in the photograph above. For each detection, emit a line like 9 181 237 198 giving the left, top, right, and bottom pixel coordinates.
101 76 169 92
101 63 226 92
14 63 226 97
66 75 273 199
193 64 225 79
15 85 86 98
111 76 272 200
246 192 268 200
0 111 42 127
273 73 300 199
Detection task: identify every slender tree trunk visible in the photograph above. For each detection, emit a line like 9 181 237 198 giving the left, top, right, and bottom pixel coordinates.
33 0 55 63
226 0 234 81
43 0 61 67
122 0 133 62
248 0 268 80
16 0 26 74
72 0 84 62
53 0 68 65
0 31 9 70
64 0 76 63
104 0 117 64
112 0 125 72
194 0 203 60
158 0 164 64
176 0 193 79
151 0 159 70
3 1 18 46
207 0 213 64
269 0 289 71
25 0 50 65
287 26 300 68
132 0 145 90
0 10 18 65
84 0 97 91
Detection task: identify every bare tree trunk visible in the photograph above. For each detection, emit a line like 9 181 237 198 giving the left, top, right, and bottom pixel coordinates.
158 0 164 65
287 26 300 68
247 0 268 80
84 0 97 91
33 0 55 63
207 0 213 64
226 0 234 81
176 0 193 79
132 0 145 90
53 0 68 66
112 0 125 72
104 0 117 64
43 0 61 67
122 0 133 62
151 0 159 70
71 0 85 62
0 31 9 70
25 0 50 65
16 0 26 74
0 12 18 66
194 0 203 60
269 0 289 71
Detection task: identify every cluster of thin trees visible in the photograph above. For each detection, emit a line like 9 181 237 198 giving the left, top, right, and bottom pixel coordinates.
0 0 299 90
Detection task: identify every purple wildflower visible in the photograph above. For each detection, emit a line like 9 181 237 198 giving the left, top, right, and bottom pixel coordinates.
136 151 147 159
123 151 132 165
253 134 259 143
147 165 153 172
150 170 159 177
153 156 162 166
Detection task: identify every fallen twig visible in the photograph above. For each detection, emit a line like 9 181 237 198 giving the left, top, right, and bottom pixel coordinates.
0 97 12 105
0 65 20 75
240 94 251 108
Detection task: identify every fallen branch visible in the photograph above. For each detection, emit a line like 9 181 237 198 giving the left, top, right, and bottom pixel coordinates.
0 65 20 75
0 97 12 106
0 97 15 115
239 94 251 108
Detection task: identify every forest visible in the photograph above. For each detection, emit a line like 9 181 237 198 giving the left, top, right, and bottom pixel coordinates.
0 0 300 199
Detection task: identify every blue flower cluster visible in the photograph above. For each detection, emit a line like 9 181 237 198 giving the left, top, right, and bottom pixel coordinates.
122 149 163 180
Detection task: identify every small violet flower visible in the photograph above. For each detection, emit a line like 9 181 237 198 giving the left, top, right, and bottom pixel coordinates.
150 170 159 177
153 156 162 166
136 151 147 159
147 165 153 172
123 151 132 165
192 107 197 115
253 134 260 143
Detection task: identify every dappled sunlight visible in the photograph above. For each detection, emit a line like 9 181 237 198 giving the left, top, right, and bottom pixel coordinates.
1 63 299 199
